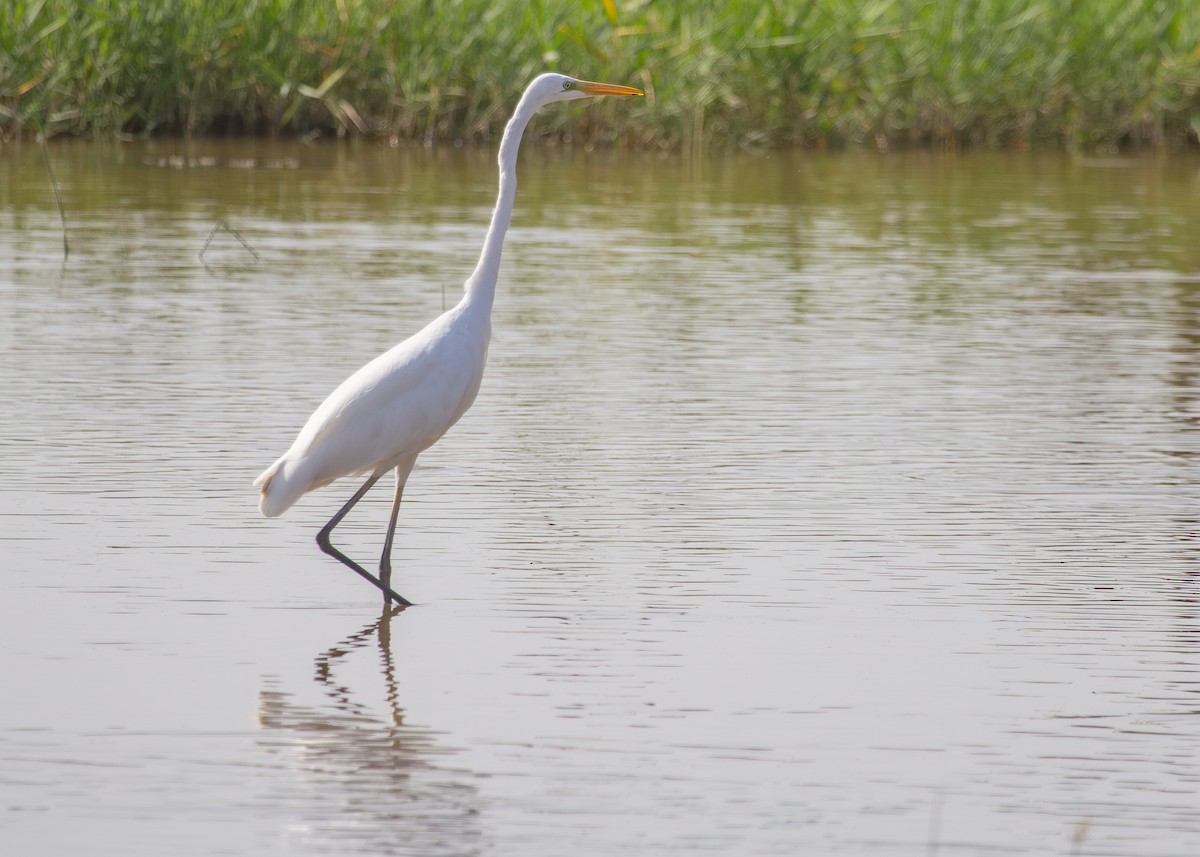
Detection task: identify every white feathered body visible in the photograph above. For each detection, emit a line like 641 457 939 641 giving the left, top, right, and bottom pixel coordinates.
255 299 490 517
254 74 641 532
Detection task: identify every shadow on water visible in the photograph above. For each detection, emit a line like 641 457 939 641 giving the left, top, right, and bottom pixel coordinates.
256 608 482 856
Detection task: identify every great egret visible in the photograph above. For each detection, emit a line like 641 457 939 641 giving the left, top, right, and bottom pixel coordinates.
255 73 643 607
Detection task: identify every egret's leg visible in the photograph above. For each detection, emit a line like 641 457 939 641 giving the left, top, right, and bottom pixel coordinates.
379 460 415 599
316 471 411 607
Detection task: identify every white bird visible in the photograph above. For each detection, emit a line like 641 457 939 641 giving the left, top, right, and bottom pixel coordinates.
255 73 643 607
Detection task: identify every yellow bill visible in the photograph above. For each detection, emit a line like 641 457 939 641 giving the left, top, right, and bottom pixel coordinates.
579 81 644 97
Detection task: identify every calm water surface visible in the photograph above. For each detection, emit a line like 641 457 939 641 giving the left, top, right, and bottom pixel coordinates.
1 141 1198 855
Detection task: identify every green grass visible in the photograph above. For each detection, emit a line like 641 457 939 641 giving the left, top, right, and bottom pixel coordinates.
2 0 1199 151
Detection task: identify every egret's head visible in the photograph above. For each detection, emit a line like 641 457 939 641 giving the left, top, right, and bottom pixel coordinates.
528 73 643 106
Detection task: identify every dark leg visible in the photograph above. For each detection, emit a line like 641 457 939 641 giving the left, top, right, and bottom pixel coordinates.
316 471 412 607
379 462 414 599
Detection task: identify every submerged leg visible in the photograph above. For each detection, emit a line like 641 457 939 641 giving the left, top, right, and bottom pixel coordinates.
316 471 412 607
379 460 415 600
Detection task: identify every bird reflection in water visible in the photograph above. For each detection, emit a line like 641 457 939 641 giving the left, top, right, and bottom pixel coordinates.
257 607 481 855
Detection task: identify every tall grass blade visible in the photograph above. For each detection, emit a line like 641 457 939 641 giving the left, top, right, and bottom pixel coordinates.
39 138 68 260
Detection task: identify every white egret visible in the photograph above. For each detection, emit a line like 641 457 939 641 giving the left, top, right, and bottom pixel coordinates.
255 73 643 607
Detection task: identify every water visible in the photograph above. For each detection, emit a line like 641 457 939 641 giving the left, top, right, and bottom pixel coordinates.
1 140 1198 856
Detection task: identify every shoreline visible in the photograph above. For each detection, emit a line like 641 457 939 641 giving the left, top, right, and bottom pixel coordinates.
4 1 1199 153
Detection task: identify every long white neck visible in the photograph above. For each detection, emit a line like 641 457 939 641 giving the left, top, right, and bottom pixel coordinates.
463 89 542 311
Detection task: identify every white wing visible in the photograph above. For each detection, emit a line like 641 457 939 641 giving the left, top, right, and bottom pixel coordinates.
256 303 490 516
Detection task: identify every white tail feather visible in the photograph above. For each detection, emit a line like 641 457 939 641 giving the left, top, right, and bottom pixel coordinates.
254 456 309 518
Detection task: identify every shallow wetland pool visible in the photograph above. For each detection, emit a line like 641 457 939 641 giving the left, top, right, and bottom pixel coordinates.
1 141 1199 855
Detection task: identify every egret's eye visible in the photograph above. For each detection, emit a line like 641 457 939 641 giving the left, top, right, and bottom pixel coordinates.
562 81 575 91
